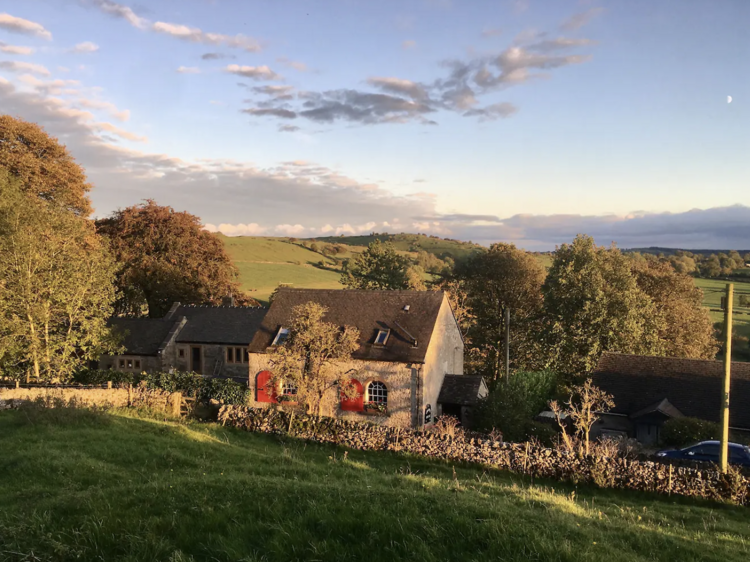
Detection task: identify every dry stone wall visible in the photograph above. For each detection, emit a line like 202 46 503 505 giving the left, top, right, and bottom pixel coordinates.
219 405 750 506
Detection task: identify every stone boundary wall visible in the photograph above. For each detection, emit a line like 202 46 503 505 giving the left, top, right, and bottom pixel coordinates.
0 385 179 413
219 405 750 506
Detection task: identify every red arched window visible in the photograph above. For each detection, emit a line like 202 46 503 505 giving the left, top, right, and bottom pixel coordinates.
340 379 364 412
256 370 277 403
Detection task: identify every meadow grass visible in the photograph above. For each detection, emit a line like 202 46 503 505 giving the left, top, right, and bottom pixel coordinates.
1 408 749 562
233 262 343 304
695 278 750 352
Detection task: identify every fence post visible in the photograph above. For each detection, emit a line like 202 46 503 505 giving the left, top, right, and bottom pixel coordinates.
171 392 182 417
107 380 112 390
127 383 133 407
15 380 20 389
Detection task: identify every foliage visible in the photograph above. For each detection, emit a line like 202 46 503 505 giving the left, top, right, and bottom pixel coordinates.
473 370 558 442
267 302 361 416
71 368 249 405
0 115 92 217
660 417 722 447
451 243 547 378
340 240 424 290
96 200 254 317
0 171 120 381
543 235 662 378
550 379 615 455
630 256 718 359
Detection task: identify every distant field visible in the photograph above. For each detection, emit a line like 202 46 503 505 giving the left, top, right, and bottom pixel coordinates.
695 278 750 353
235 262 343 304
312 233 482 261
221 235 335 266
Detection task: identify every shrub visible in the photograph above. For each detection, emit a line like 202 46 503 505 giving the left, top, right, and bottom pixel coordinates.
660 417 721 447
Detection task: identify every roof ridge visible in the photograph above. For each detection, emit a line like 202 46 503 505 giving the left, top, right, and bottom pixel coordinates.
601 351 750 368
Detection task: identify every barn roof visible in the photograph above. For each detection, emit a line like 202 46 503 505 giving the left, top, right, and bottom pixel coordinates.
592 353 750 429
248 288 447 363
173 305 267 345
108 317 176 356
438 375 486 406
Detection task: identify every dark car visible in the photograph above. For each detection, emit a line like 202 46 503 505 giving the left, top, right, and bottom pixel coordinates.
655 440 750 467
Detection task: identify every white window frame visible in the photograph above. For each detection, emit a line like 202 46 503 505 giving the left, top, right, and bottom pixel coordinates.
282 381 298 397
272 327 290 346
366 381 388 406
374 329 390 345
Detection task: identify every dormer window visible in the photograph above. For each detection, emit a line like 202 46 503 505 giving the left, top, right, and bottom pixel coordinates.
374 329 390 345
272 327 290 346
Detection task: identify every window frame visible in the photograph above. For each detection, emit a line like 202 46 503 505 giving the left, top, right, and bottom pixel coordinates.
272 327 290 346
374 329 390 346
365 381 388 412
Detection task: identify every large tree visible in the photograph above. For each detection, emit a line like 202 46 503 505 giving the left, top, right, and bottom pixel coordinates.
97 201 253 317
630 256 717 359
0 171 120 381
267 302 361 416
0 115 92 217
341 240 425 290
451 243 547 379
543 235 662 379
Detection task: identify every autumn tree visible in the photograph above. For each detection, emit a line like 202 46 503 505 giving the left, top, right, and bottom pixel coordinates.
452 243 547 378
341 240 425 290
630 256 717 359
0 171 120 381
0 115 92 217
96 201 253 318
266 302 361 416
543 235 661 379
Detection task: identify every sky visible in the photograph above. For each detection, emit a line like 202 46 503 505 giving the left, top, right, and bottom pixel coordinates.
0 0 748 250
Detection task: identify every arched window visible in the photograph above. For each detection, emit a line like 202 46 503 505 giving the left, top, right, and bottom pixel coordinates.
255 370 277 403
340 379 364 411
366 381 388 408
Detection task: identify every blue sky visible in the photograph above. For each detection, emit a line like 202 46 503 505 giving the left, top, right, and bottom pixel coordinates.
1 0 748 249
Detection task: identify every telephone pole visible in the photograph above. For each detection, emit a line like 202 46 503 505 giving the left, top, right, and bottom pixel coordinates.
720 283 733 473
504 307 510 385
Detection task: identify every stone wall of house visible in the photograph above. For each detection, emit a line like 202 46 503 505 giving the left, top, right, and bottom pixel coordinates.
219 405 750 506
247 354 416 428
422 297 464 426
172 343 249 379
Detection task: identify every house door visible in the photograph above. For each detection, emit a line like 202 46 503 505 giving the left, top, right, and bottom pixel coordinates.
190 346 202 374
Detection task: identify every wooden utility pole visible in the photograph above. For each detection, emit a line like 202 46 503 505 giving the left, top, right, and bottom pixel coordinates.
720 283 733 473
504 307 510 385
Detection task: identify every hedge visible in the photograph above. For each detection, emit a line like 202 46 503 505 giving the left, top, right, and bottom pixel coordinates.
660 417 721 447
218 405 750 506
72 369 249 405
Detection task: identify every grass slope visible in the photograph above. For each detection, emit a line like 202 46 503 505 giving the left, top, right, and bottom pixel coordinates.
312 233 483 261
1 408 749 562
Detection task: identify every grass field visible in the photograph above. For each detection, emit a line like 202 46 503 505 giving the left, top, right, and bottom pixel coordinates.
695 277 750 360
234 262 343 303
1 407 749 562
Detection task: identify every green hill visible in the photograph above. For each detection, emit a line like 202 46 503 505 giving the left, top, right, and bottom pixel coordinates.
2 407 748 562
312 232 483 261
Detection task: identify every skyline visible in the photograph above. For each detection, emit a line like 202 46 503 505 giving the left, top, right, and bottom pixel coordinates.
0 0 748 249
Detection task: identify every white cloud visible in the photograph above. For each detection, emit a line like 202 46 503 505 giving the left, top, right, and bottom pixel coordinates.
224 64 281 81
76 98 130 121
89 0 148 29
560 8 604 31
0 61 51 76
204 223 267 236
402 40 417 49
0 42 34 55
94 122 147 142
70 41 100 54
177 66 200 74
0 13 52 40
276 57 307 71
152 21 261 51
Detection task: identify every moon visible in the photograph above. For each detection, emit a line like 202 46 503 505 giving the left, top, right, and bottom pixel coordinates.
728 95 732 104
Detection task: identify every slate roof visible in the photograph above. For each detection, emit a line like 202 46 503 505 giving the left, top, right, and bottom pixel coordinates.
248 288 447 363
173 305 267 345
592 353 750 430
630 398 684 420
438 375 486 406
108 318 176 356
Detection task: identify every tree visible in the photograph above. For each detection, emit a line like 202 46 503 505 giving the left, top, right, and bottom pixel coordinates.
543 235 661 379
96 200 253 318
550 379 614 455
699 255 722 278
266 302 361 416
0 115 92 217
452 243 547 378
631 256 717 359
0 171 120 381
341 240 424 290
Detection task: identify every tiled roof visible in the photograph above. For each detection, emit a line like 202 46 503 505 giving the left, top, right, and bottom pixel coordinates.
592 353 750 429
248 288 447 363
438 375 486 406
108 317 176 356
174 305 267 345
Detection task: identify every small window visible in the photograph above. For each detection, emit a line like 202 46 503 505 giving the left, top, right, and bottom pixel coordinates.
134 360 141 369
227 347 234 363
272 327 290 346
243 348 249 363
282 381 298 397
374 329 390 345
126 359 133 369
178 348 185 358
366 381 388 407
119 359 125 368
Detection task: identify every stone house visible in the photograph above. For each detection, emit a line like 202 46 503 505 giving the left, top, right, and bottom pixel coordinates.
100 303 266 379
247 288 483 429
591 352 750 445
